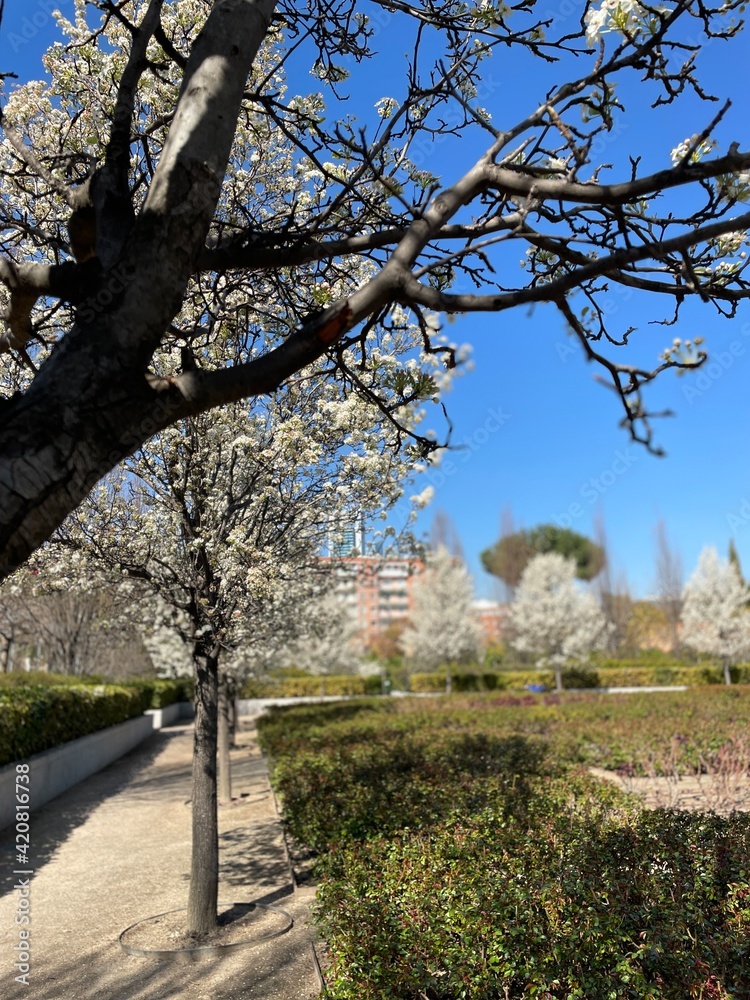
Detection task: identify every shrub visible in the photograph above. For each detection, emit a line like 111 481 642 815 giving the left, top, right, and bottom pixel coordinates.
0 671 107 687
128 677 194 707
0 684 154 766
240 674 381 698
260 691 750 999
316 795 750 1000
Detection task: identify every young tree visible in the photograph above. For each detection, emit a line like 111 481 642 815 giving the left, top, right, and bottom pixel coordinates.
272 592 365 676
681 546 750 685
2 0 750 576
401 546 482 690
728 538 745 584
509 552 611 691
46 378 418 935
654 520 684 653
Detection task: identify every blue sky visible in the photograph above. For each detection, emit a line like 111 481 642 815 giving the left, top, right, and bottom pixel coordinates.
3 3 750 599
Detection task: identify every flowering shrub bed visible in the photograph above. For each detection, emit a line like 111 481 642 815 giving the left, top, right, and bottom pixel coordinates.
259 691 750 999
0 684 154 765
410 662 746 693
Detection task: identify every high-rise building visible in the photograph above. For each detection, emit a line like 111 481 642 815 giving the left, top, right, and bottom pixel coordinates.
327 516 366 558
321 555 424 648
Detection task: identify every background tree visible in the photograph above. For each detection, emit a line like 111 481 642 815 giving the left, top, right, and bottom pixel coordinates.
480 508 531 596
1 0 750 574
654 520 684 654
624 601 673 655
681 546 750 685
271 593 365 677
401 546 482 691
482 524 604 591
430 510 465 563
593 510 633 654
509 553 611 692
728 539 745 585
0 563 151 676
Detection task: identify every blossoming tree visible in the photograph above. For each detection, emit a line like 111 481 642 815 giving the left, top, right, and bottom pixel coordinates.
0 4 446 938
509 552 611 691
681 546 750 685
402 546 483 689
49 379 421 934
2 0 750 577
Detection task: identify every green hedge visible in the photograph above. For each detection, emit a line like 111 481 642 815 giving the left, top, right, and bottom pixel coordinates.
317 794 750 1000
127 677 194 708
259 694 750 999
240 675 382 698
0 672 194 707
0 684 154 766
0 671 108 687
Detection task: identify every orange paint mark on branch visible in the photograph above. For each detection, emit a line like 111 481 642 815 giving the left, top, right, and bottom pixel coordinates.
315 304 353 346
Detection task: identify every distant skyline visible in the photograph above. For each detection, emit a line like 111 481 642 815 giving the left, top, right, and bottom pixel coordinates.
2 6 750 601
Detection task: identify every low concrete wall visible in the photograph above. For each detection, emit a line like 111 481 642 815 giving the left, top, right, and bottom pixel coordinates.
0 701 194 831
146 700 194 729
237 695 352 717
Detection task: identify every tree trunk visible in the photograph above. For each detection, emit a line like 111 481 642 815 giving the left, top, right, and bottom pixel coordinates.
445 663 452 695
1 637 13 673
187 643 220 937
229 694 238 748
217 675 232 805
723 660 732 686
555 666 563 693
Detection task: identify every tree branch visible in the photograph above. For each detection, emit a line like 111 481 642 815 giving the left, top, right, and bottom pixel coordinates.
400 210 750 313
484 151 750 206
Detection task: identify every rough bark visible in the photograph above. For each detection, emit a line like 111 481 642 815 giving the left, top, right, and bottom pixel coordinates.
217 675 232 805
187 642 220 937
0 0 279 580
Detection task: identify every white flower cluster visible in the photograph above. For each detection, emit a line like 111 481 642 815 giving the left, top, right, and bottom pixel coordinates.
584 0 670 46
375 97 399 120
712 230 748 257
659 335 703 364
669 135 717 166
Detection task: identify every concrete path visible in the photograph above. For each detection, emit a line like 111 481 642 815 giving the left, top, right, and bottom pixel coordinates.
0 720 320 1000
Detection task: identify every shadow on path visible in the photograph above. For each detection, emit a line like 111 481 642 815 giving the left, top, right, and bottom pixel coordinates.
0 726 189 900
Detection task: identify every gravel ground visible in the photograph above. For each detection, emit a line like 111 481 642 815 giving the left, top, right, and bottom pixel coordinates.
0 720 320 1000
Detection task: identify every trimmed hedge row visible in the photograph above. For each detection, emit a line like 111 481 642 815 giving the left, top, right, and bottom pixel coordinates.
410 663 748 692
317 792 750 1000
132 677 194 708
0 675 194 765
0 684 154 766
240 675 382 698
0 672 194 707
259 693 750 999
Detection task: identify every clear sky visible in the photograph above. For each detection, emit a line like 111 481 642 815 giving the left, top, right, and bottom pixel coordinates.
3 3 750 600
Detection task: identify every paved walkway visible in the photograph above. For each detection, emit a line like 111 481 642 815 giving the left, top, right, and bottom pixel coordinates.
0 720 320 1000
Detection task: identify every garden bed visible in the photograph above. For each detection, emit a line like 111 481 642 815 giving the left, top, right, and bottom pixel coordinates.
259 690 750 999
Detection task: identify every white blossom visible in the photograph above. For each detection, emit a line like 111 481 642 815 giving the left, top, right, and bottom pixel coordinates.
585 0 671 46
509 553 611 690
401 547 483 675
669 135 718 166
680 546 750 683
